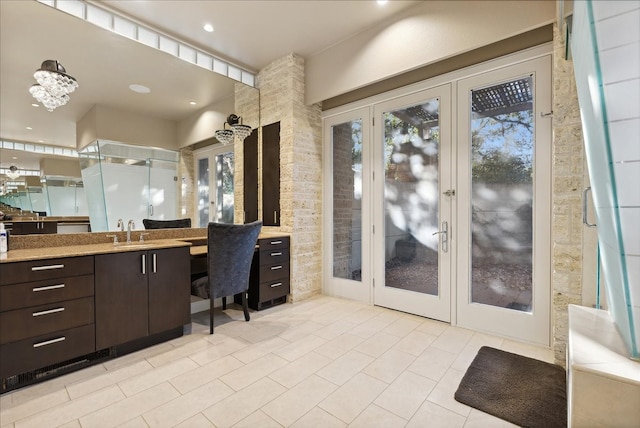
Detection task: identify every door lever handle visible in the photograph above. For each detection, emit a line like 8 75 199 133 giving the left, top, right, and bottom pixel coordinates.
432 221 448 253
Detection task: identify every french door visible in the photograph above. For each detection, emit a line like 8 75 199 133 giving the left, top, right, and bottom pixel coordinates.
455 56 551 345
372 85 453 322
324 53 551 345
194 145 235 226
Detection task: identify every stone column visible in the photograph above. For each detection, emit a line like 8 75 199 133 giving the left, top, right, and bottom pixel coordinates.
253 54 323 301
551 21 586 365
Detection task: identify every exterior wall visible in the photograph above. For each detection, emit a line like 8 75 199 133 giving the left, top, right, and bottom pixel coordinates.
551 21 587 365
253 54 324 302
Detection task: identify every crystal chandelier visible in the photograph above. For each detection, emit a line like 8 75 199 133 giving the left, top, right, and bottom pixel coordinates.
5 166 20 180
28 60 79 112
215 114 252 145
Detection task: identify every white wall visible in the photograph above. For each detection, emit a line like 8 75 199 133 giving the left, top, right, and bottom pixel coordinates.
305 0 555 104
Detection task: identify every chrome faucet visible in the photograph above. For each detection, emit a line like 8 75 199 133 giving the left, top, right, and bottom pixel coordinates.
127 220 135 244
117 219 124 231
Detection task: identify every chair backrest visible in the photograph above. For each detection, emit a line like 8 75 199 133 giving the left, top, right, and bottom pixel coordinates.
142 218 191 229
207 221 262 299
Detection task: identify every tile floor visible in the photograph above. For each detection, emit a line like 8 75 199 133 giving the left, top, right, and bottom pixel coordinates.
0 295 555 428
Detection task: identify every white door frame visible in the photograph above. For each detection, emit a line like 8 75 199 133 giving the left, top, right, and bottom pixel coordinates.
322 44 553 345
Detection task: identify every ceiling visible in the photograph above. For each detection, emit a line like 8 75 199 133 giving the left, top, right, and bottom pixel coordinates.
0 0 420 172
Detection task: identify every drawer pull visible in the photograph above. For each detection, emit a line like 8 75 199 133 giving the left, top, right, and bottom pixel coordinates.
270 265 283 270
31 264 65 271
270 240 282 245
270 282 283 288
33 283 65 292
32 307 65 317
33 336 66 348
270 252 282 256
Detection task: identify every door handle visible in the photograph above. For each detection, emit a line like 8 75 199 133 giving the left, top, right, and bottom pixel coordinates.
432 221 448 253
582 187 596 228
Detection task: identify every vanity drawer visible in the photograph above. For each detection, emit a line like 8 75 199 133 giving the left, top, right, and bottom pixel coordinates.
260 262 290 283
259 277 290 302
259 248 289 266
0 256 94 285
0 297 94 344
258 237 289 251
0 274 94 312
0 324 95 380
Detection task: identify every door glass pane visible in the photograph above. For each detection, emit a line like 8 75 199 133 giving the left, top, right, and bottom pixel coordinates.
197 157 209 227
332 119 362 281
470 77 533 312
215 152 234 223
383 99 440 295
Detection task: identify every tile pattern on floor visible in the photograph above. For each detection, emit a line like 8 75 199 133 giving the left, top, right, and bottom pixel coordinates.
0 295 554 427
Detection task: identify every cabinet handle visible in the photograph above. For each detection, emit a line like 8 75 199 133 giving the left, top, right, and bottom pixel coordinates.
270 240 282 245
142 254 146 275
33 307 65 317
33 284 65 292
152 253 157 273
270 265 283 270
270 252 282 256
33 336 65 348
31 264 64 271
270 282 283 288
274 211 277 224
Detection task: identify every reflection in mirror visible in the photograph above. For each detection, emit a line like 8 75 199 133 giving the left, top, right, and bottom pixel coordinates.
0 1 260 234
78 141 179 232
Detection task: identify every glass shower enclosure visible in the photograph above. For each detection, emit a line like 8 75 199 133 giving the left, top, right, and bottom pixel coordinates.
78 140 179 232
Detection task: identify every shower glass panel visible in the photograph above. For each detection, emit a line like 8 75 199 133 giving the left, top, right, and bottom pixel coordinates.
571 0 639 358
78 140 179 232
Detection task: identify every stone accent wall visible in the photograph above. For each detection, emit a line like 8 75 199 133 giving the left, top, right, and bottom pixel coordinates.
179 145 194 222
552 22 586 365
252 54 324 301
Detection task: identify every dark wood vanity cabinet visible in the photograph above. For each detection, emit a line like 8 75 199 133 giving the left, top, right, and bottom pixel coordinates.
95 247 190 349
0 256 95 381
10 221 57 235
243 128 259 223
262 122 281 226
247 236 290 310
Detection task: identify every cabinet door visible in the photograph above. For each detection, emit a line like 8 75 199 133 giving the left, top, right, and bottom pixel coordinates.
148 247 190 335
243 129 259 223
262 122 281 226
95 251 148 349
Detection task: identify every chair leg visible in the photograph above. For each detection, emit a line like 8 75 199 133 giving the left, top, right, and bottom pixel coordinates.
242 292 250 322
222 296 227 310
209 290 214 335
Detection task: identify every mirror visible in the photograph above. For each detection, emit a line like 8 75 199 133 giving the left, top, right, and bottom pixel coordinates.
0 1 259 232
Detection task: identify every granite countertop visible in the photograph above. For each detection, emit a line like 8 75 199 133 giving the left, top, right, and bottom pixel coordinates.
0 228 289 263
0 239 193 263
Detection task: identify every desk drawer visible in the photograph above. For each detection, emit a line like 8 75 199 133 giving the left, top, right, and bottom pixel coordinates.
259 248 289 266
0 256 94 285
0 297 94 344
0 275 94 312
259 277 291 302
260 262 290 283
258 237 289 251
0 324 95 380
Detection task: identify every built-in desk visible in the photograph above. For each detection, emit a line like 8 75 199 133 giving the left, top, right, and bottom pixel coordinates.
186 234 291 311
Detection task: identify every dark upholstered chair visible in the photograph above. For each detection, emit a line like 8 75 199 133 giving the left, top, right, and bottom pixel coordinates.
191 221 262 334
142 218 191 229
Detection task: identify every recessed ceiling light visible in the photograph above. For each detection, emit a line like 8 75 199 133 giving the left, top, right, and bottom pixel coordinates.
129 84 151 94
190 101 197 105
12 157 17 160
26 126 33 130
203 23 214 32
377 0 388 4
31 103 39 107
